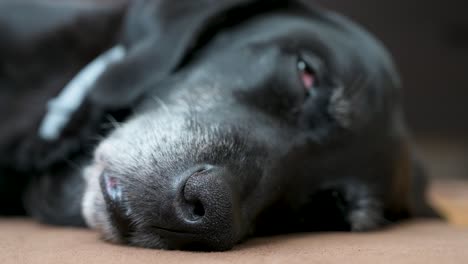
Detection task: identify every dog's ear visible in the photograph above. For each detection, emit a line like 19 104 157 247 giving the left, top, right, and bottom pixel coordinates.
90 0 263 109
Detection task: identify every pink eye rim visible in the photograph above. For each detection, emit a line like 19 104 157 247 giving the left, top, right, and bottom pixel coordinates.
101 172 123 202
297 58 318 93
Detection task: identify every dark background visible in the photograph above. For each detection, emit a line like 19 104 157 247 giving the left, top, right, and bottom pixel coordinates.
316 0 468 180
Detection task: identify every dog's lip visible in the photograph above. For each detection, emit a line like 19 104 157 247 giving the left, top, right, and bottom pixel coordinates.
152 226 201 237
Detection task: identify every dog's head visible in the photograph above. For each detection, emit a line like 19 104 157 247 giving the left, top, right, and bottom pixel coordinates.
82 0 402 250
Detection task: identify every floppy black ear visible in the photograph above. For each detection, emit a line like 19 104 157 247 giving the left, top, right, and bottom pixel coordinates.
90 0 264 109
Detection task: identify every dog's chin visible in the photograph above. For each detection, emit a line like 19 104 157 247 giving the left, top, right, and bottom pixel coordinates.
81 161 120 243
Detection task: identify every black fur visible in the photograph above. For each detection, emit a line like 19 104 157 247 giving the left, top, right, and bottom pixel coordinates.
0 0 438 251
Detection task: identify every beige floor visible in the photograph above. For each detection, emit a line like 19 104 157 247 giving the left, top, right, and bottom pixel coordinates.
1 218 468 264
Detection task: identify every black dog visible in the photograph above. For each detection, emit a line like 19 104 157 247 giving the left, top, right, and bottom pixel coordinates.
0 0 437 251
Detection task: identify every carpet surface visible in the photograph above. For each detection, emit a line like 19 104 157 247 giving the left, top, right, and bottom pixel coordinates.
1 219 467 264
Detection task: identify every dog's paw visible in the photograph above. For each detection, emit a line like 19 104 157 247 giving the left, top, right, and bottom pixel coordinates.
328 181 386 231
347 199 384 231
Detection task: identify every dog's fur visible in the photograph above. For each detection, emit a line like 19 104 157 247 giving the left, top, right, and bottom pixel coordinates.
0 0 438 251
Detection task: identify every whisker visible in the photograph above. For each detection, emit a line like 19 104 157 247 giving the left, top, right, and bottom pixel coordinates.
152 96 171 115
105 114 123 129
88 135 107 142
63 158 82 171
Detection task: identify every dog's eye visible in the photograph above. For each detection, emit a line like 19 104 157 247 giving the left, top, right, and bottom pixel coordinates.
100 172 134 240
297 58 318 94
101 172 123 203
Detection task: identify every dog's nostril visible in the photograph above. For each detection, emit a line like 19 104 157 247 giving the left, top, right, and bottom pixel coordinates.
180 165 216 222
180 167 211 222
191 200 205 219
168 165 236 249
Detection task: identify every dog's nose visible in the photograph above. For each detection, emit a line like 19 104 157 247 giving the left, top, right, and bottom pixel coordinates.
164 165 238 250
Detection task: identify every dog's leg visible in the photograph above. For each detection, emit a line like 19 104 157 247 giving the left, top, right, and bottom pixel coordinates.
301 181 386 232
278 180 387 232
332 182 387 231
22 161 87 227
0 167 28 215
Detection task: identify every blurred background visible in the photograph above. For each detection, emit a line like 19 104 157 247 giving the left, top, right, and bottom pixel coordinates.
317 0 468 181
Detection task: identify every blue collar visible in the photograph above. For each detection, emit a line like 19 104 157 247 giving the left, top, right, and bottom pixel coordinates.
38 45 126 141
